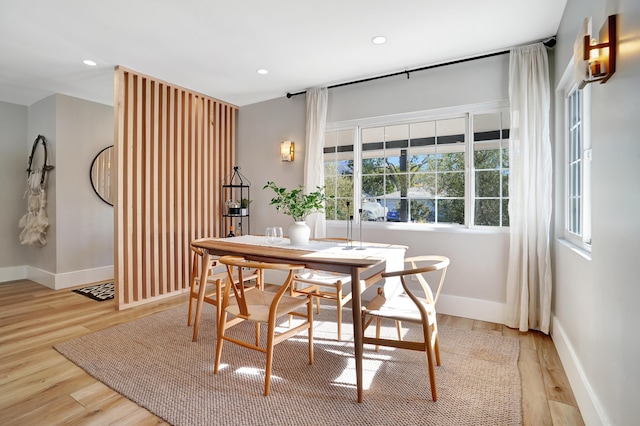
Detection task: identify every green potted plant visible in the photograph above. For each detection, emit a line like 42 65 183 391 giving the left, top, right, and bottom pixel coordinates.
263 181 333 245
240 197 251 216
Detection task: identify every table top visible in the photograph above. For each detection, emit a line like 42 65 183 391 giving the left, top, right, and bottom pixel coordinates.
191 235 407 271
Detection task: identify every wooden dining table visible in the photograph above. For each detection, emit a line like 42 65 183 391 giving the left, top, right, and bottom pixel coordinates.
191 235 407 403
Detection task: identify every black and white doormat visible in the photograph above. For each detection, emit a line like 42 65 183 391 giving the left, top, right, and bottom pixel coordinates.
73 282 114 301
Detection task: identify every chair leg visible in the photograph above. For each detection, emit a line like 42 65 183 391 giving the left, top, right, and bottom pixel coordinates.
433 325 441 366
396 320 403 341
375 317 381 352
191 298 202 342
187 252 199 326
214 312 228 374
425 345 437 401
264 321 276 396
255 323 260 347
308 296 314 365
422 321 438 401
187 297 195 326
336 298 342 341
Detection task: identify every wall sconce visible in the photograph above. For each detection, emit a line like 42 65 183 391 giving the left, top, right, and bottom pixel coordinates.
578 14 617 88
280 140 294 162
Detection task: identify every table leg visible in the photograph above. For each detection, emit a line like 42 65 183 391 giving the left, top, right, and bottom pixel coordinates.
351 267 364 403
192 249 211 342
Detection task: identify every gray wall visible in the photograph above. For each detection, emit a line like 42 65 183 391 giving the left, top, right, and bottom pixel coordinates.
0 95 114 288
24 96 57 276
238 54 511 323
552 0 640 424
0 101 29 276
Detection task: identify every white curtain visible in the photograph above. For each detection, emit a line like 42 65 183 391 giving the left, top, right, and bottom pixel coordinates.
506 43 553 334
304 87 328 238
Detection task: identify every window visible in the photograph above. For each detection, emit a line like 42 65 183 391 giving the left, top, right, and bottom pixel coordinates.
324 104 510 228
472 111 510 227
324 129 355 221
565 85 592 248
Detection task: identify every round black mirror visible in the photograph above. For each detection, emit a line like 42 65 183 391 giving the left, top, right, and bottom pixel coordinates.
90 145 114 206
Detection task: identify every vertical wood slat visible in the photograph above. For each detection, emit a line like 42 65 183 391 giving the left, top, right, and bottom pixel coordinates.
114 66 237 309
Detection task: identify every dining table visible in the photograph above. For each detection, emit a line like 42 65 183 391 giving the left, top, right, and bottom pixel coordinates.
191 234 407 403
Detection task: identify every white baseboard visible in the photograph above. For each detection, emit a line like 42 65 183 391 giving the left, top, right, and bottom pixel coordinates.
552 316 609 426
1 265 114 290
437 293 506 324
0 265 27 282
27 266 56 288
52 266 114 289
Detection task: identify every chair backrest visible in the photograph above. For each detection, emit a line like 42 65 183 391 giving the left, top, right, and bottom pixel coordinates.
218 256 305 318
381 256 450 319
190 238 218 280
403 255 449 305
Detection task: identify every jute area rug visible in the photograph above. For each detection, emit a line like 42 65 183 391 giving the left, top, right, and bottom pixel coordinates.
55 303 522 426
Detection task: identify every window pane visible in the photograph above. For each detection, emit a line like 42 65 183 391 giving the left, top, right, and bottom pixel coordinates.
335 198 351 221
501 171 509 197
501 147 510 168
474 148 501 169
439 151 465 171
411 173 436 196
410 121 435 141
476 170 500 197
362 127 384 144
325 199 336 220
362 157 386 173
362 175 384 198
324 161 338 176
409 154 433 171
385 124 408 143
362 199 387 221
324 174 336 196
385 199 405 222
324 128 355 221
502 199 510 227
437 118 465 145
410 199 434 223
385 173 407 194
475 199 500 226
438 199 464 224
439 172 465 197
336 175 353 198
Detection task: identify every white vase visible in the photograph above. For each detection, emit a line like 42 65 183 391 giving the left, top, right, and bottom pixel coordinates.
288 221 310 245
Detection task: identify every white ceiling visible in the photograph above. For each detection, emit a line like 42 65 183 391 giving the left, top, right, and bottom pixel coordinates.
0 0 567 108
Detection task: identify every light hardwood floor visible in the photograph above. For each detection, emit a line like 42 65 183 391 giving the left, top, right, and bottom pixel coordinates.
0 279 584 425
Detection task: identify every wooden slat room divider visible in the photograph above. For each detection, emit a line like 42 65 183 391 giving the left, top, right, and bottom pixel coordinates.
114 66 236 309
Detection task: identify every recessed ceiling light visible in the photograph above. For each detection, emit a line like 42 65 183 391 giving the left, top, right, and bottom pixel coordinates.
257 68 269 75
371 36 386 45
83 59 97 66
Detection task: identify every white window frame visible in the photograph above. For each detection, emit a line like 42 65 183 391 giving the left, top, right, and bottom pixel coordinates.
558 61 592 252
324 101 510 231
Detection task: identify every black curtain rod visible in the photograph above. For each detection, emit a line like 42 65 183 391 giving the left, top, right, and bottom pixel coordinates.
285 37 556 99
286 50 507 98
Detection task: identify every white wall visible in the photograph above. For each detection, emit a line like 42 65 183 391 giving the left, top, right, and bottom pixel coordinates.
55 94 114 286
0 101 30 280
238 54 511 323
0 95 114 288
552 1 640 425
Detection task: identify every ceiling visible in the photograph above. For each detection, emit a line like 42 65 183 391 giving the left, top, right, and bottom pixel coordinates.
0 0 567 108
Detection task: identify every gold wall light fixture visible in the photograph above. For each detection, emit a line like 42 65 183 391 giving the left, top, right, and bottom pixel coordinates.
579 14 617 88
280 140 294 162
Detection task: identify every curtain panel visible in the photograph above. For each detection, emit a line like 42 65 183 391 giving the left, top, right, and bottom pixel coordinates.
303 87 329 238
506 44 553 333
